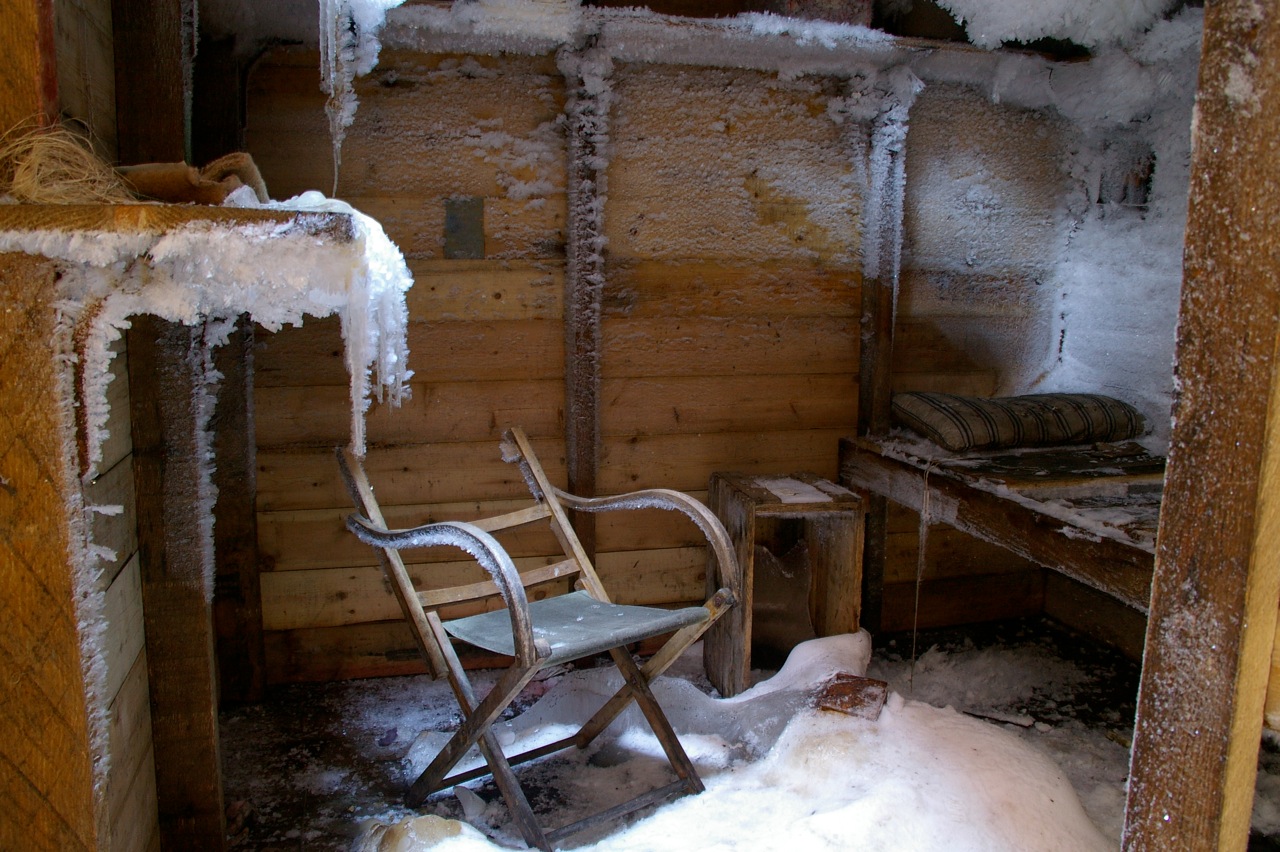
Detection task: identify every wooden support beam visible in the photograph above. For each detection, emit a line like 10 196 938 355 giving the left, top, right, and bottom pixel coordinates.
560 41 610 558
210 316 264 704
128 315 226 851
1123 3 1280 848
111 0 193 163
0 0 58 130
0 253 98 852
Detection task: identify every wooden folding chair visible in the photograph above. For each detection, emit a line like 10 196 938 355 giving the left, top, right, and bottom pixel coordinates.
337 427 738 850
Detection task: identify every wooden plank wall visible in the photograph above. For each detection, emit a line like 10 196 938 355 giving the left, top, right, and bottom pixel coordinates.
242 49 1099 681
244 49 867 682
877 83 1072 630
247 50 571 682
88 338 161 852
53 0 117 157
597 63 862 606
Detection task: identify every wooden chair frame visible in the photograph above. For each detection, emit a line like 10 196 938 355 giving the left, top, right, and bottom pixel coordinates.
337 427 738 850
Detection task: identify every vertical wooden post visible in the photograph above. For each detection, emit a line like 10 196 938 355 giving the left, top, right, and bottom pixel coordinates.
129 315 226 851
559 40 610 558
0 0 57 130
1123 4 1280 849
0 254 99 852
210 316 264 704
111 0 194 163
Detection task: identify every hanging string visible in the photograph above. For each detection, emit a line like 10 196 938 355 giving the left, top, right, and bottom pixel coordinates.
908 460 936 695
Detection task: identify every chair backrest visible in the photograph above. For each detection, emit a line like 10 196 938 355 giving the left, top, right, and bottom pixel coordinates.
336 428 601 677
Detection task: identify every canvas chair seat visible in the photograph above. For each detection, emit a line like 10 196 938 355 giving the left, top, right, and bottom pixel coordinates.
337 427 738 851
444 591 710 664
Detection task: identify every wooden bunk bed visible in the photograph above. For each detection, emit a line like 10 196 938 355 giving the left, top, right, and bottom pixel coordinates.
839 433 1163 613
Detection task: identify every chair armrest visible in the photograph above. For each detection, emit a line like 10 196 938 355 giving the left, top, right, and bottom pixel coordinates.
345 515 550 666
549 486 740 601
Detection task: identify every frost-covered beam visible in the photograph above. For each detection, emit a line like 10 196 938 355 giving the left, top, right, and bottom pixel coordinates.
558 38 613 558
1123 1 1280 848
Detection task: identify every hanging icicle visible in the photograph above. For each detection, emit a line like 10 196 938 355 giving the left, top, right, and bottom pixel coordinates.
319 0 407 196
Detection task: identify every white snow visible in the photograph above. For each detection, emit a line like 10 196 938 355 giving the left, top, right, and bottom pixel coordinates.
934 0 1177 50
354 635 1112 852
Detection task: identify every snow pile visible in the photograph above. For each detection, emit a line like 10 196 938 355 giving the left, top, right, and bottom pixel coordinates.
359 634 1110 851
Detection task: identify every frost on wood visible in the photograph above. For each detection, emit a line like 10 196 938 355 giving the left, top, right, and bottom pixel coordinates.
11 192 415 475
320 0 408 193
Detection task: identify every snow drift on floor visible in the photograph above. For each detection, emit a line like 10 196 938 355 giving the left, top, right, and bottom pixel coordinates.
357 633 1109 851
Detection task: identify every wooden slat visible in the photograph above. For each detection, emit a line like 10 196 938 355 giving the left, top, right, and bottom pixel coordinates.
879 570 1046 632
594 546 708 606
101 555 145 703
84 454 137 589
883 525 1040 583
110 0 189 164
1043 573 1146 662
255 318 565 387
601 374 856 437
263 620 509 683
603 260 860 319
105 649 158 852
405 260 565 321
256 440 567 512
260 494 710 573
97 336 132 471
255 378 565 448
599 429 848 493
259 555 571 631
840 439 1153 612
1124 4 1280 847
602 315 857 378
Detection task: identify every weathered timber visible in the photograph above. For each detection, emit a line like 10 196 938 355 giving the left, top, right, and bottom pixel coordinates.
839 438 1154 612
128 315 225 850
706 472 864 697
1123 2 1280 848
210 316 264 704
0 0 57 130
879 571 1046 633
110 0 192 163
0 253 98 852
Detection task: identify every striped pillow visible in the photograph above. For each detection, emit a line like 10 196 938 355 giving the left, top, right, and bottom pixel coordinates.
891 392 1145 452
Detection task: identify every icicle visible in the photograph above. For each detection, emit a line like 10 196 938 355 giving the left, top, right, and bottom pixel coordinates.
319 0 409 196
863 65 923 286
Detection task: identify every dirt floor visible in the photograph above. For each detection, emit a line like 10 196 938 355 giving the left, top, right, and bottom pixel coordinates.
219 617 1279 851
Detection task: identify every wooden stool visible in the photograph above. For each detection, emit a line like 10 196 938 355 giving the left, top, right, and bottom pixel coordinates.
704 472 865 697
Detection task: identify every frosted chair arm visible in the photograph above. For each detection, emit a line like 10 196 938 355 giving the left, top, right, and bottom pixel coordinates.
344 515 551 667
549 486 741 601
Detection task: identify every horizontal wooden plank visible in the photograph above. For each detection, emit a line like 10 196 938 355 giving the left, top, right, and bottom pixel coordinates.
891 318 992 376
602 374 856 437
255 379 564 449
898 268 1041 319
406 260 564 321
1043 573 1147 661
883 526 1041 584
261 491 713 572
841 440 1153 611
600 429 848 493
603 259 860 319
602 315 857 378
260 556 574 631
889 370 999 397
263 619 508 683
880 570 1046 632
255 318 565 387
596 546 708 605
257 439 567 512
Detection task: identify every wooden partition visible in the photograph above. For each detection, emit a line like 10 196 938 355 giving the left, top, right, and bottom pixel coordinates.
249 50 572 682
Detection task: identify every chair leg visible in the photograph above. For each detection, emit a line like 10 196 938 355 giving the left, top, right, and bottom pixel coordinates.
408 661 542 805
474 727 554 852
607 648 704 794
